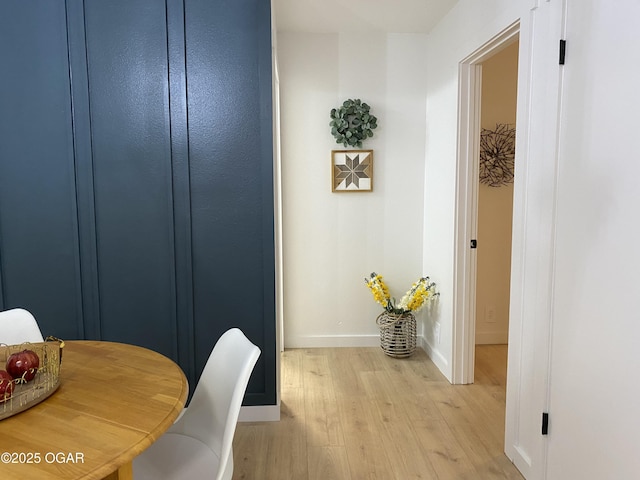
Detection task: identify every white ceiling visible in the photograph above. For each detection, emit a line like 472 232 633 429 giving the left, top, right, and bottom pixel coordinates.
273 0 459 34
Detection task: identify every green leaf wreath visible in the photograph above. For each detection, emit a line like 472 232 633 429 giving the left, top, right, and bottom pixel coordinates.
330 99 378 148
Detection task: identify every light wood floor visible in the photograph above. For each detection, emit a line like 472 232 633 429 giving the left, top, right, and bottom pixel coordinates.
233 345 524 479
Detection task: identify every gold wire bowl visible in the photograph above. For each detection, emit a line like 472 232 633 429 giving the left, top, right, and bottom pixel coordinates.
0 339 64 421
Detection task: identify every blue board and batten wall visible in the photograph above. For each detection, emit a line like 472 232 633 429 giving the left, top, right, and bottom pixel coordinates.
0 0 276 406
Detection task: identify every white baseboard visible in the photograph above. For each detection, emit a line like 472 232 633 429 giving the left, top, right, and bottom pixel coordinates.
506 444 532 479
238 404 280 422
284 334 452 383
248 335 452 423
418 335 450 381
284 334 380 348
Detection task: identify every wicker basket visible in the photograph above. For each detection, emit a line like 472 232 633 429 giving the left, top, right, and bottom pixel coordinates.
376 311 416 358
0 340 63 421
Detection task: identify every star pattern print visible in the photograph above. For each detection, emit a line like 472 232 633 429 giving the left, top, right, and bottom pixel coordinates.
334 154 370 188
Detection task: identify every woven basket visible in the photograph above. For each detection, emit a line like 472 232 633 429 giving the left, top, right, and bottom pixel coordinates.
376 311 416 358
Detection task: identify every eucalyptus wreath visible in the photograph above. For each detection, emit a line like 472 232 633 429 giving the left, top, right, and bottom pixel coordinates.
329 99 378 148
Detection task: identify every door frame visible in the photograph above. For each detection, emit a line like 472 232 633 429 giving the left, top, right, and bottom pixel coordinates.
452 21 520 385
453 2 566 477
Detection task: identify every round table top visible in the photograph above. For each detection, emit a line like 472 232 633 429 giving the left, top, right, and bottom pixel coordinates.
0 340 188 479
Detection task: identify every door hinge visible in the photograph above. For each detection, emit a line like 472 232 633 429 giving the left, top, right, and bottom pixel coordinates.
542 412 549 435
470 239 477 249
559 39 566 65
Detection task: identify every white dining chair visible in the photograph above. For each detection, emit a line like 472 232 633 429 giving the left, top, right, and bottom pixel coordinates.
133 328 261 480
0 308 45 345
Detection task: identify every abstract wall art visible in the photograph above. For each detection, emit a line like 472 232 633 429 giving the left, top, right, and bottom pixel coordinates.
331 149 373 192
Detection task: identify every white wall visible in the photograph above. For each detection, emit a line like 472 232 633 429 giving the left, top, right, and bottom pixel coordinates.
422 0 521 377
278 32 430 347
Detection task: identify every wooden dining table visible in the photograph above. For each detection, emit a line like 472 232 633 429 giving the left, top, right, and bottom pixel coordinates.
0 340 188 480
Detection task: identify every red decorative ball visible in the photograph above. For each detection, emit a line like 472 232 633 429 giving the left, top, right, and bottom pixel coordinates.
6 349 40 382
0 370 14 401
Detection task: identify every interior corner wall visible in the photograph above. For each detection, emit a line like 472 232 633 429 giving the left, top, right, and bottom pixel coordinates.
475 41 518 345
277 32 428 347
422 0 521 380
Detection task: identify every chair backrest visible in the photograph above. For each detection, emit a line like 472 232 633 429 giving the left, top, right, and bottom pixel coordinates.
0 308 44 345
172 328 260 478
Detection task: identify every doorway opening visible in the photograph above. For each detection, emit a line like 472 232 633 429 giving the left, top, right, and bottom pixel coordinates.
452 22 520 385
474 40 519 384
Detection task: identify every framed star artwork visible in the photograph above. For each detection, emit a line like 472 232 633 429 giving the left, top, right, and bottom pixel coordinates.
331 149 373 192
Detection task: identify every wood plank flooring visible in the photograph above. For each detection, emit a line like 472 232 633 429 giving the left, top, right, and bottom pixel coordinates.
233 345 523 479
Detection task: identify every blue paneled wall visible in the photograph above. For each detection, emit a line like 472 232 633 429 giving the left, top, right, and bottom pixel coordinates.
0 0 275 406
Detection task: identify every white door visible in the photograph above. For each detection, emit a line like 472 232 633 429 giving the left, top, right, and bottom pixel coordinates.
545 1 640 478
504 0 566 478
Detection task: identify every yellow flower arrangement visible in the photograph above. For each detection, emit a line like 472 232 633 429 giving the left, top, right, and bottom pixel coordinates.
364 272 438 315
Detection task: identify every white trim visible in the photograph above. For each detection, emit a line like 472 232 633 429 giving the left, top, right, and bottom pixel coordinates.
271 3 284 357
453 21 521 386
238 405 280 422
452 61 481 385
510 445 533 474
418 336 449 374
284 336 450 375
271 5 284 426
285 335 451 374
285 334 380 348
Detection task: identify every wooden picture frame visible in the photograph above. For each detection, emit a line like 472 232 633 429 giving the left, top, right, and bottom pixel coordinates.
331 149 373 192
